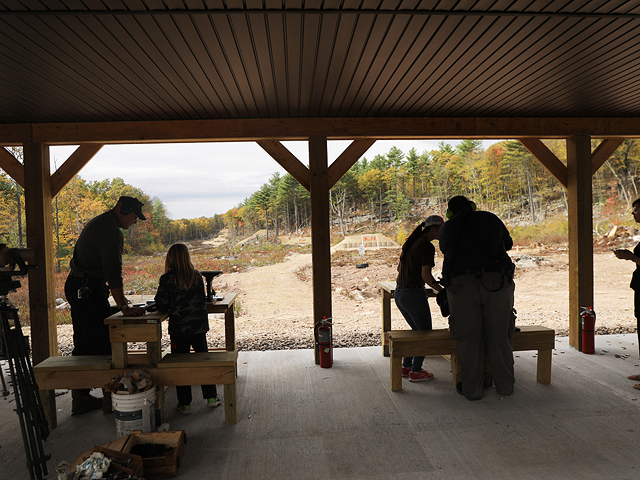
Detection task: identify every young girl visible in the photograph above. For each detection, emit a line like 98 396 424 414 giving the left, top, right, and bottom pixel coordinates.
154 243 220 414
395 215 444 382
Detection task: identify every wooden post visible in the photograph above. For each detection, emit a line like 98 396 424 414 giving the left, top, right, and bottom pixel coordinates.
309 136 332 364
566 136 593 350
23 142 58 428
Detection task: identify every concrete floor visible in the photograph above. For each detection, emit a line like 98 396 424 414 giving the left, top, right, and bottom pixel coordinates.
2 334 640 479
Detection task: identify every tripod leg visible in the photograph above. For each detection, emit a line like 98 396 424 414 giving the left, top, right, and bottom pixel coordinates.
1 360 9 396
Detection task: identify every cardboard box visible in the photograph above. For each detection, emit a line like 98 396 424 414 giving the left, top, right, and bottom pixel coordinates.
121 430 186 478
70 445 143 478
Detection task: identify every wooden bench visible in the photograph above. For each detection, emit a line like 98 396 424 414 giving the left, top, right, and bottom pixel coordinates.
379 280 437 357
33 355 115 390
388 325 554 391
156 351 238 424
33 350 239 425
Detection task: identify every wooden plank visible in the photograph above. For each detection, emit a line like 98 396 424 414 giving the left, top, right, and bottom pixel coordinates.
566 136 594 350
50 144 103 197
33 355 113 371
309 136 332 364
0 146 24 187
223 383 238 424
207 292 238 313
23 142 57 428
108 324 160 343
153 367 236 386
158 351 238 368
591 138 624 175
256 140 310 191
388 326 555 391
519 138 568 188
327 139 376 189
34 370 114 390
537 349 552 384
8 117 640 145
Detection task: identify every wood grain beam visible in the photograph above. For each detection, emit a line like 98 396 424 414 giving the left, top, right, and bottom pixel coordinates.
328 139 376 189
1 118 639 144
0 146 25 187
566 136 593 351
591 138 624 175
309 136 332 365
23 142 57 428
256 140 310 191
51 144 103 197
518 138 568 188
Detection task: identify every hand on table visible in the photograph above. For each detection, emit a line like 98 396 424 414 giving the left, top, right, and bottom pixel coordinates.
121 305 145 316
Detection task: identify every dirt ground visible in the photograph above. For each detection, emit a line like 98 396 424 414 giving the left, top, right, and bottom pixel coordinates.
206 242 639 350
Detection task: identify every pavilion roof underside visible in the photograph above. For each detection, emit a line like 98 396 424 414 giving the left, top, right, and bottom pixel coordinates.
1 1 640 130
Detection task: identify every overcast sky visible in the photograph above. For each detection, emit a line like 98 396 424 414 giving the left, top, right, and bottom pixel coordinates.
50 139 500 220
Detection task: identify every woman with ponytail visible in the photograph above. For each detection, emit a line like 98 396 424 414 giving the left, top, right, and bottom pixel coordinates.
394 215 444 382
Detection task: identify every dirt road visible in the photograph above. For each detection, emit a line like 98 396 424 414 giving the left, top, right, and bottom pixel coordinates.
205 246 638 350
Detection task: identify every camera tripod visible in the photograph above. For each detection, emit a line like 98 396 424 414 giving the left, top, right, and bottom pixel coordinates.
0 246 50 480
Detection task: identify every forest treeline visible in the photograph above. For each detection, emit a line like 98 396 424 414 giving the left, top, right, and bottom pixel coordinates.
230 139 640 238
1 139 639 268
0 147 225 268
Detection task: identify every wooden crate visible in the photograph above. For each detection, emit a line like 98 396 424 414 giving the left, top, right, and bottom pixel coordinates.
121 430 186 478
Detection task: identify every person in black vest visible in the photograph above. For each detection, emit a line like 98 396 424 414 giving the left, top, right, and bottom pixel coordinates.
614 198 640 388
394 215 444 382
439 196 515 400
64 196 146 414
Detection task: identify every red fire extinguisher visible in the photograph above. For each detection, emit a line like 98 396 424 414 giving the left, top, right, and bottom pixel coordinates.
316 316 333 368
580 306 596 354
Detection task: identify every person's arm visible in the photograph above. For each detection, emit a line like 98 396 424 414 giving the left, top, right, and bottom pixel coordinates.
422 265 443 292
614 248 638 263
110 286 144 316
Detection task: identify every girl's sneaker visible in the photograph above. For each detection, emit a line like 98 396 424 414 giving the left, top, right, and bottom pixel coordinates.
408 369 434 382
176 404 191 415
401 367 411 377
207 397 221 408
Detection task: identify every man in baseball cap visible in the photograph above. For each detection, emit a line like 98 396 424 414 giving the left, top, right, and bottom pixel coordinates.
64 195 147 414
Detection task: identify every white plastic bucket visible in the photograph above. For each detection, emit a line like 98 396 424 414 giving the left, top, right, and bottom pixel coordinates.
112 387 157 437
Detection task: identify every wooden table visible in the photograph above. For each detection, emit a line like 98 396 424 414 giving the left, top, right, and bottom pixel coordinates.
379 281 437 357
104 293 238 423
207 293 237 351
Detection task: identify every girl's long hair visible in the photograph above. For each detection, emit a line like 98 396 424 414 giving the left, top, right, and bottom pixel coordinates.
399 222 436 264
164 243 199 290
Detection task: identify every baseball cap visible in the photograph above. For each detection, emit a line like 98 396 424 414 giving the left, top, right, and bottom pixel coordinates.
424 215 444 227
117 196 146 220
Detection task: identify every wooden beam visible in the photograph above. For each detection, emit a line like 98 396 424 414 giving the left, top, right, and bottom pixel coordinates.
328 139 376 189
0 146 25 187
50 144 104 197
256 140 310 191
519 138 568 188
591 138 624 175
308 136 332 365
566 135 593 351
23 142 57 428
0 118 639 145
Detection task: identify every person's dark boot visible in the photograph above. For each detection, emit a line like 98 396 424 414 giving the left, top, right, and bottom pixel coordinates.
71 389 103 415
102 390 112 414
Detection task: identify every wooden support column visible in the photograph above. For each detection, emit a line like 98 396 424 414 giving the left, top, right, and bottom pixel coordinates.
309 136 332 364
566 136 593 351
23 142 58 428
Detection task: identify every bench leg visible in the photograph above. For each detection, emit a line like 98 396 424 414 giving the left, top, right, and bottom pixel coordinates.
390 355 403 391
537 349 552 384
224 382 238 424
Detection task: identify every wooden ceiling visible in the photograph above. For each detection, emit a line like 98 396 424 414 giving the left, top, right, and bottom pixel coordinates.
2 1 640 131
